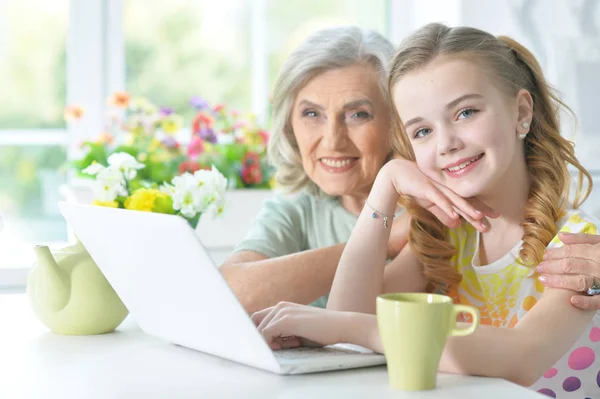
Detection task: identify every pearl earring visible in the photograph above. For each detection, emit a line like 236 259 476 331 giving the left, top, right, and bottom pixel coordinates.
522 121 530 129
518 133 528 140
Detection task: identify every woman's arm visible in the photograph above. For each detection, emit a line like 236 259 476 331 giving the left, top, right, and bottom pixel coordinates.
222 201 412 315
221 245 345 314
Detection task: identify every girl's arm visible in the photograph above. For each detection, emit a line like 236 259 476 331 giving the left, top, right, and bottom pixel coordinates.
255 288 593 387
327 159 486 313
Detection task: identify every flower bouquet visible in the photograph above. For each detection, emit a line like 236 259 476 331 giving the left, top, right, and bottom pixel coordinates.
83 152 227 228
185 97 275 189
67 92 188 189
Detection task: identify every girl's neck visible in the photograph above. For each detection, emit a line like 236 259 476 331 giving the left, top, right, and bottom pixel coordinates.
476 154 531 263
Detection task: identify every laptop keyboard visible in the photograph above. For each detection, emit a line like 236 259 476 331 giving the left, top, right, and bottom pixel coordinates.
274 345 371 359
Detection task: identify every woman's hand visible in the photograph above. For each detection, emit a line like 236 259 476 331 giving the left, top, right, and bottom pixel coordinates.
379 159 498 233
536 232 600 310
251 302 349 350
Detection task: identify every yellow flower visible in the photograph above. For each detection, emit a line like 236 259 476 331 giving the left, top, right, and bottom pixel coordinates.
92 200 119 208
124 188 170 212
269 175 278 188
161 114 182 135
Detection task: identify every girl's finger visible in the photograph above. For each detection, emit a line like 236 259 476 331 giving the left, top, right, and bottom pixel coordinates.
251 307 273 326
427 206 463 229
257 307 281 333
435 183 483 221
453 206 490 233
425 185 458 220
467 197 500 218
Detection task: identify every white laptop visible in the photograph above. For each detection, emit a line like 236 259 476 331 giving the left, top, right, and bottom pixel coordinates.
58 202 386 375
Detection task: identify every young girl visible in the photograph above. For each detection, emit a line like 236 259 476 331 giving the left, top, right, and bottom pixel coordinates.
252 23 599 397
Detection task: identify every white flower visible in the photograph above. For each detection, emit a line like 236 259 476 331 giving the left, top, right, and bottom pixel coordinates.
92 166 127 202
82 162 105 176
165 166 228 219
216 132 235 145
107 152 145 180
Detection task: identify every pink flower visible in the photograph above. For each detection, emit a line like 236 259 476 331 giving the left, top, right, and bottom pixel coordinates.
187 136 205 159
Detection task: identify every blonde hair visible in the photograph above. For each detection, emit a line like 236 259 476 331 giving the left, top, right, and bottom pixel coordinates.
388 23 593 292
269 26 394 195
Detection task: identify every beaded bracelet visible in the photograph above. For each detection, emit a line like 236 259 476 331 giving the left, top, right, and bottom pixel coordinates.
365 200 397 228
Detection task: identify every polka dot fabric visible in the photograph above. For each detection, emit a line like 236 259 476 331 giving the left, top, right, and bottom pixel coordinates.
447 210 600 398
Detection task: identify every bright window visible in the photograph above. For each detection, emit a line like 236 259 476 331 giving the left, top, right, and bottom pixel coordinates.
267 0 389 88
0 0 68 270
124 0 253 121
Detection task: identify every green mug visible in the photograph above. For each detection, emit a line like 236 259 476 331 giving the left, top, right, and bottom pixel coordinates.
376 293 480 391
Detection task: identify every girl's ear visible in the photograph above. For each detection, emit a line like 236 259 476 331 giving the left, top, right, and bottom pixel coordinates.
516 89 534 136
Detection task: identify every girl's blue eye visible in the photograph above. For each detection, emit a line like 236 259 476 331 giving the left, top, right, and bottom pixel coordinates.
458 108 478 119
414 128 432 139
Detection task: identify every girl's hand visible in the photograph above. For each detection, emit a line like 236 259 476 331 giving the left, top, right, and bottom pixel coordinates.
379 159 498 233
537 232 600 310
251 302 348 350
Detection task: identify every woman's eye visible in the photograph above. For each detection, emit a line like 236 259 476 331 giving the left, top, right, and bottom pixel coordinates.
352 111 371 120
303 110 318 118
458 108 478 120
414 128 432 139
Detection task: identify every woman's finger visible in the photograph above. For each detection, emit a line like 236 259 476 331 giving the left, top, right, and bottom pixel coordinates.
536 255 598 276
558 232 600 245
538 273 595 292
571 295 600 310
543 243 599 263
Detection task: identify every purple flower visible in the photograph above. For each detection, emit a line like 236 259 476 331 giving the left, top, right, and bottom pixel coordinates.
160 107 174 116
161 137 179 149
190 96 210 110
199 127 217 144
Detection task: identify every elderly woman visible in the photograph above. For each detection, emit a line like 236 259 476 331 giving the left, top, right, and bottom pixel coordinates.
219 26 491 314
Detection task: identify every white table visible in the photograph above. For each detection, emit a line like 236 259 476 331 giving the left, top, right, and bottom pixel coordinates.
0 294 544 399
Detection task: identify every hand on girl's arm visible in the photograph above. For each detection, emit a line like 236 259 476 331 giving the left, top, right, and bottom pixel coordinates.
536 232 600 310
439 287 595 386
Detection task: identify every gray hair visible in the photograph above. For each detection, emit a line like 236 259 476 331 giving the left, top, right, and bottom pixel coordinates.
268 26 394 195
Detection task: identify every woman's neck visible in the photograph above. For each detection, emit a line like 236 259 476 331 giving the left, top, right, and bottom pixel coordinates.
340 193 369 216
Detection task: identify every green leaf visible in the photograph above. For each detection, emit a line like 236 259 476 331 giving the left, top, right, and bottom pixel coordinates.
152 195 175 214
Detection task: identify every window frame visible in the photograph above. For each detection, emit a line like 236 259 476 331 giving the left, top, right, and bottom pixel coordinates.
3 0 597 292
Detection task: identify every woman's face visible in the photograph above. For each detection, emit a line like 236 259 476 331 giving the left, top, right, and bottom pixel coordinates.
290 64 391 197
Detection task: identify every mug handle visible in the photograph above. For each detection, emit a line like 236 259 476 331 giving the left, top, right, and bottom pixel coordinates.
450 305 480 337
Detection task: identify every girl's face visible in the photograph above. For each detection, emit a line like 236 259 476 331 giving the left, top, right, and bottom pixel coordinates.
392 57 533 199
